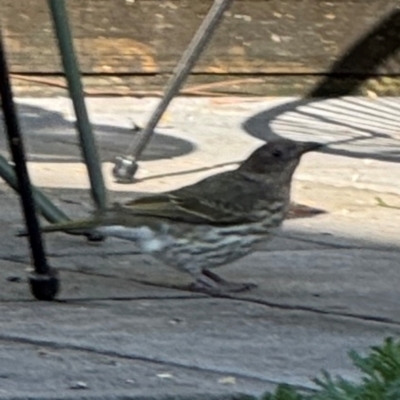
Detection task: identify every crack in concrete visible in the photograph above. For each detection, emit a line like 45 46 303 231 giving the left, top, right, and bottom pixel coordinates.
64 293 400 326
0 249 142 262
218 295 400 326
0 394 257 400
275 233 400 252
62 270 400 326
0 334 315 393
2 258 398 326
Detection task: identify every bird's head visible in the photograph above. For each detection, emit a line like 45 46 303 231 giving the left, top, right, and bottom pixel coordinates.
239 139 323 183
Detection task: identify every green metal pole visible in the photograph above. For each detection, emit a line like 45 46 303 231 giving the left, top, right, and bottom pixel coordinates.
47 0 107 211
0 152 69 223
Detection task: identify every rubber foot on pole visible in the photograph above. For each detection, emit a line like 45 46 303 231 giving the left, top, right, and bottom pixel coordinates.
85 231 106 242
29 268 60 301
112 156 138 183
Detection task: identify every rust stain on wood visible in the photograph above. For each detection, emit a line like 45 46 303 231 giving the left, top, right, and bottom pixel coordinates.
75 38 158 73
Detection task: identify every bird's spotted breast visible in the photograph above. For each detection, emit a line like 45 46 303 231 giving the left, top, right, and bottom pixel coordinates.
97 203 286 275
154 219 281 273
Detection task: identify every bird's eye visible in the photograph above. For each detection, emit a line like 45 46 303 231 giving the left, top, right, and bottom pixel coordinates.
272 149 283 158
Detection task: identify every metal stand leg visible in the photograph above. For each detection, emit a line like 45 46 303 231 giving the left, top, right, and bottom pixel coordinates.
0 154 70 224
47 0 107 211
112 0 233 183
0 32 59 300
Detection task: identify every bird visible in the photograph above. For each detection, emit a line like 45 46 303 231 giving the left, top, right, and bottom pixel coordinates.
34 139 322 295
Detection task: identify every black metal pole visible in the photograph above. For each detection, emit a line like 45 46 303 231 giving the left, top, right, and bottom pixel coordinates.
0 30 58 300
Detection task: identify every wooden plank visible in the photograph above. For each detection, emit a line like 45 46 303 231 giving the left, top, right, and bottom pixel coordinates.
1 0 399 75
10 74 400 97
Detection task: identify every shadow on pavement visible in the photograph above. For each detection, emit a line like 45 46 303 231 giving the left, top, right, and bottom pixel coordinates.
242 97 400 163
243 8 400 163
0 103 195 163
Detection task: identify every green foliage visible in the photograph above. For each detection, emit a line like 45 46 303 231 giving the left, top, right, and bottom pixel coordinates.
260 337 400 400
262 384 305 400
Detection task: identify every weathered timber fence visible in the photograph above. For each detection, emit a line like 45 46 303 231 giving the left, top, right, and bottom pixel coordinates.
1 0 399 96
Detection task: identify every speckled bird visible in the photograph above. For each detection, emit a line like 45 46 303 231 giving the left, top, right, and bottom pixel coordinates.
38 139 322 294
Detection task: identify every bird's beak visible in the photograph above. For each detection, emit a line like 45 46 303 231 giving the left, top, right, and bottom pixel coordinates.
299 141 324 154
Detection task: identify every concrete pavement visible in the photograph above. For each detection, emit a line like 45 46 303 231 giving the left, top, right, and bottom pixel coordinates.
0 96 399 399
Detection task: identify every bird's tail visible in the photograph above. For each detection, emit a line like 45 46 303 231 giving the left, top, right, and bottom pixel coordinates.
17 211 115 237
42 217 103 233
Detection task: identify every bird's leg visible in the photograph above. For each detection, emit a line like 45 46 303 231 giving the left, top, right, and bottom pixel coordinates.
189 274 222 296
189 268 257 295
202 268 257 291
202 269 228 284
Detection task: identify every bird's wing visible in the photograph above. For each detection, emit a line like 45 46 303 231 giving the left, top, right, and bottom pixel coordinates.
21 172 274 236
120 196 206 223
121 171 268 225
120 194 215 223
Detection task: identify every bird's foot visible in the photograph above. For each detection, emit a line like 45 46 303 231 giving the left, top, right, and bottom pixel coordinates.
202 268 257 292
189 270 257 296
189 279 256 296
